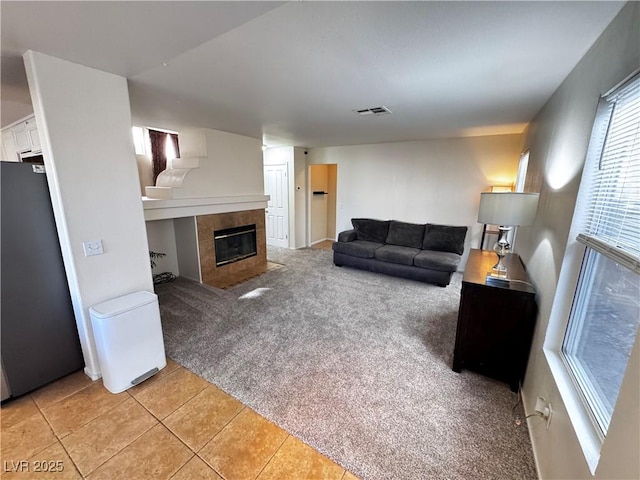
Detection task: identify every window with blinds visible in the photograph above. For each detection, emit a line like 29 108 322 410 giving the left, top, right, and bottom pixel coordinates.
562 72 640 436
577 75 640 269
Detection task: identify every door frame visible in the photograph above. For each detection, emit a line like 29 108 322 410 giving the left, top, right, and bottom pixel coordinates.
264 163 290 248
307 163 338 247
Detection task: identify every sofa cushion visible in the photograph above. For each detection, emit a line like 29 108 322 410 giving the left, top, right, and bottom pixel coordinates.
332 240 382 259
351 218 390 243
374 245 421 266
338 229 357 242
414 250 461 272
422 224 468 255
385 220 426 249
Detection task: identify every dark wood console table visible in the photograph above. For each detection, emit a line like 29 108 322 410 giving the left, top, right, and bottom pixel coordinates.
452 249 537 392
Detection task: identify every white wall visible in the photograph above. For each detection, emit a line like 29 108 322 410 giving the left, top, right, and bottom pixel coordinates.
141 126 265 263
307 134 524 267
136 153 153 195
516 2 639 478
24 51 154 379
293 148 308 248
135 126 263 198
145 220 179 275
172 127 263 197
263 145 291 167
139 126 263 198
173 217 201 282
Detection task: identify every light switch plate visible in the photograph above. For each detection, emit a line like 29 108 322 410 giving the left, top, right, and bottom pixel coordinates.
83 240 104 256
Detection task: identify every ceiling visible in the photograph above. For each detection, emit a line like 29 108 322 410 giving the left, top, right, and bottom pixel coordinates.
0 1 625 147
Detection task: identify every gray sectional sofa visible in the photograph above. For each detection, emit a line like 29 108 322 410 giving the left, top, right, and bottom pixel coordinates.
332 218 468 286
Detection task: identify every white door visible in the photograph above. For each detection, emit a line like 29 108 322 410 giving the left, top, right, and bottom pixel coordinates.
264 164 289 248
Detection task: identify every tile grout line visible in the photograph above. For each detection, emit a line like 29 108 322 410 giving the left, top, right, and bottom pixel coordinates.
47 385 126 479
123 384 220 478
131 385 209 424
69 394 159 479
42 390 130 441
127 361 182 397
1 394 40 430
31 375 95 411
77 420 179 479
60 365 207 478
164 452 197 480
252 433 290 480
193 405 248 479
2 377 99 477
79 424 159 479
31 393 84 478
136 377 239 480
167 452 198 480
53 434 84 479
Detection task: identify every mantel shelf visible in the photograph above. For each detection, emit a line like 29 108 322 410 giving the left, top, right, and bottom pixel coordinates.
142 195 270 221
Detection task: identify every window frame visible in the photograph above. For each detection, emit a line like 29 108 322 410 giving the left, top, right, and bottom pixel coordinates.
544 241 607 472
561 248 631 438
543 69 640 474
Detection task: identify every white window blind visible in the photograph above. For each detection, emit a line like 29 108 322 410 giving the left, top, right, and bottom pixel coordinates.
562 71 640 438
577 73 640 273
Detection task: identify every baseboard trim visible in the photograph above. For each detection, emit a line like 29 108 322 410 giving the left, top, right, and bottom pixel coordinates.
310 238 333 246
521 388 543 479
84 366 101 381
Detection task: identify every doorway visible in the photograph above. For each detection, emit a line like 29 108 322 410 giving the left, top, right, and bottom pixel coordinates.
309 164 337 246
263 164 289 248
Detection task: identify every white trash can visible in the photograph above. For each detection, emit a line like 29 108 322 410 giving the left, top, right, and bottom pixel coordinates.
89 291 166 394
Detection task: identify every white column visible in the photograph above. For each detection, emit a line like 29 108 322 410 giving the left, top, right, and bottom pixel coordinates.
24 51 153 379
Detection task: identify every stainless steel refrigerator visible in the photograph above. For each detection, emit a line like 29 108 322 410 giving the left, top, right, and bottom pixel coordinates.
1 161 84 400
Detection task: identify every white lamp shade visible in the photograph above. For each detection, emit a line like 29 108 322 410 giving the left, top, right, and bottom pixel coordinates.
478 192 539 226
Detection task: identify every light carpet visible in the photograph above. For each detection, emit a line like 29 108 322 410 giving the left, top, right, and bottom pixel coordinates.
156 246 537 480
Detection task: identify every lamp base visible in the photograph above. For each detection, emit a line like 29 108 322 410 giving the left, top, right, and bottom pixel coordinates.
490 267 508 278
492 226 512 274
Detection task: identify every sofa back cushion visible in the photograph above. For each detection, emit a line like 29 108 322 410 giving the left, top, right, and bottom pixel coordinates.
351 218 390 243
385 220 425 249
422 224 468 255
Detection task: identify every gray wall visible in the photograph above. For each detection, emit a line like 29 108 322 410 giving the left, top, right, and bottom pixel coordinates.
517 2 640 478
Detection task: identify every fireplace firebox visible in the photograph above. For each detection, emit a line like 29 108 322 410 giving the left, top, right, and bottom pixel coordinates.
214 224 257 266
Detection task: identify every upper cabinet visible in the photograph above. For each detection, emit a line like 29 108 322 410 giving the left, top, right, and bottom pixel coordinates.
1 131 18 162
26 118 41 152
1 115 41 162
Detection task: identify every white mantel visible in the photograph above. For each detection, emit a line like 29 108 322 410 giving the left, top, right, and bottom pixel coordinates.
142 195 269 221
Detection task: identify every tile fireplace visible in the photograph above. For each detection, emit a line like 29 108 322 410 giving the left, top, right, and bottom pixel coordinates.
197 209 267 288
142 195 270 289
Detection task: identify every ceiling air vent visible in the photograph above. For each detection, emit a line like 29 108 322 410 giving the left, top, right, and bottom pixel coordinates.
355 105 392 116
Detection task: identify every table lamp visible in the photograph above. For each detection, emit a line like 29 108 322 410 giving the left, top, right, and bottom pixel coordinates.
477 192 539 275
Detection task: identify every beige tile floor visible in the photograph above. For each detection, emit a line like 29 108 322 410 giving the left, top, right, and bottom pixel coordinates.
0 359 359 480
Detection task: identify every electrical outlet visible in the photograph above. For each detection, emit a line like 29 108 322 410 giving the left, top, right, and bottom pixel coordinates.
534 396 548 415
534 396 553 429
83 240 104 257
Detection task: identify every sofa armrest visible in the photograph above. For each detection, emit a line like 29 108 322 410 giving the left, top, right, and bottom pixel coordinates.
338 229 357 242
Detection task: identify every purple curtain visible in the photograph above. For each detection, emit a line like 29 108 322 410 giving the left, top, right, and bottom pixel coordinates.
169 133 180 159
149 129 167 185
149 130 181 185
